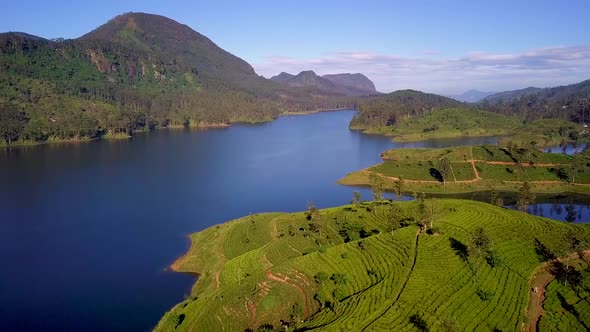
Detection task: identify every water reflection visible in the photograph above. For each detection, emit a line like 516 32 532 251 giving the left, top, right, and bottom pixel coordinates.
427 191 590 223
543 142 587 155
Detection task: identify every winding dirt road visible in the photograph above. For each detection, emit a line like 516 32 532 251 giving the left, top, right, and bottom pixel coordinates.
524 250 590 332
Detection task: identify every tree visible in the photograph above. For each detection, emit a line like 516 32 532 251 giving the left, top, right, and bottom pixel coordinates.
470 227 492 257
516 182 535 212
351 191 362 206
570 154 585 184
307 201 319 218
0 103 28 144
387 205 402 235
562 231 582 285
369 172 384 202
417 197 437 229
528 141 537 158
437 157 452 186
307 201 323 237
489 188 498 205
393 177 404 200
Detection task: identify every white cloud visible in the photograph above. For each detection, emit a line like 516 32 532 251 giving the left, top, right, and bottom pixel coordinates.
252 45 590 94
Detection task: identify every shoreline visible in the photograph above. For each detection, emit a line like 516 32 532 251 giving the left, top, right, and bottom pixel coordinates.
349 126 585 147
168 234 193 273
1 108 352 149
280 107 353 117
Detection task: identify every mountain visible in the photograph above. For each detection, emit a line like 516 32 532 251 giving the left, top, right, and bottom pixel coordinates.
480 80 590 122
270 72 295 83
349 89 466 133
80 12 259 87
482 87 543 104
322 73 377 94
0 12 354 146
446 89 495 103
270 70 377 96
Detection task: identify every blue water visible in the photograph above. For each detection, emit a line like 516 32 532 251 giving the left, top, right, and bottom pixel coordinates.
0 110 585 331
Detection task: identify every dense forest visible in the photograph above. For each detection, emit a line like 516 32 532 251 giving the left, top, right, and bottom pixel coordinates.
480 80 590 123
0 13 355 145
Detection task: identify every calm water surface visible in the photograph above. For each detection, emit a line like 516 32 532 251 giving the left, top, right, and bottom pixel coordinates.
0 110 586 331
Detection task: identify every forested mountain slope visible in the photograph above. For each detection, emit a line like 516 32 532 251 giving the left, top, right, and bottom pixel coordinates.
0 12 353 145
481 80 590 122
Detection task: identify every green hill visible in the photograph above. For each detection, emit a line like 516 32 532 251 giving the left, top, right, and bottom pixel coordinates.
340 145 590 195
370 108 520 142
349 90 464 134
155 199 590 331
350 105 586 145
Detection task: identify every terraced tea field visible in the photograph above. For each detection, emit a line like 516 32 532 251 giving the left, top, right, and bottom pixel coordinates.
340 145 590 194
156 199 590 331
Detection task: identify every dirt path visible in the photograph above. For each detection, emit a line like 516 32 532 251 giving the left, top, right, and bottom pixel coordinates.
469 160 481 180
261 254 311 318
214 271 220 289
524 250 590 331
246 298 257 325
266 270 311 318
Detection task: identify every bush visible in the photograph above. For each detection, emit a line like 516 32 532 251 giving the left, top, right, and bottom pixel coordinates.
331 273 347 285
256 324 274 332
302 248 315 256
332 288 346 301
485 250 501 268
477 289 492 301
409 313 429 331
173 313 185 328
314 271 330 283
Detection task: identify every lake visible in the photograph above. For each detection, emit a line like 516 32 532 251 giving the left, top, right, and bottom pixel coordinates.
0 110 586 331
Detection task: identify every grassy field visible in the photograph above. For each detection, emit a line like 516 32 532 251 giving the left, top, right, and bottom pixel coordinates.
340 145 590 195
156 199 590 331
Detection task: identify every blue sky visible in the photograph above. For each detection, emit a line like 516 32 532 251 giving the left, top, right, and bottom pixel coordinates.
1 0 589 93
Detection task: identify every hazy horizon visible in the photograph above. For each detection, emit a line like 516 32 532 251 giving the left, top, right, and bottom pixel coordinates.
2 0 589 94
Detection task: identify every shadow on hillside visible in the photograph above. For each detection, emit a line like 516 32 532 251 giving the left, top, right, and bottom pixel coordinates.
533 238 556 262
449 237 469 262
429 168 444 182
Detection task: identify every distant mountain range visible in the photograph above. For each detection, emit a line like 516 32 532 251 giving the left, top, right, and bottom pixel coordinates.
446 90 496 103
270 71 378 96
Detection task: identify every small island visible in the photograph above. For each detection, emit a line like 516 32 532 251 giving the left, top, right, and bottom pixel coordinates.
339 145 590 195
156 199 590 331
